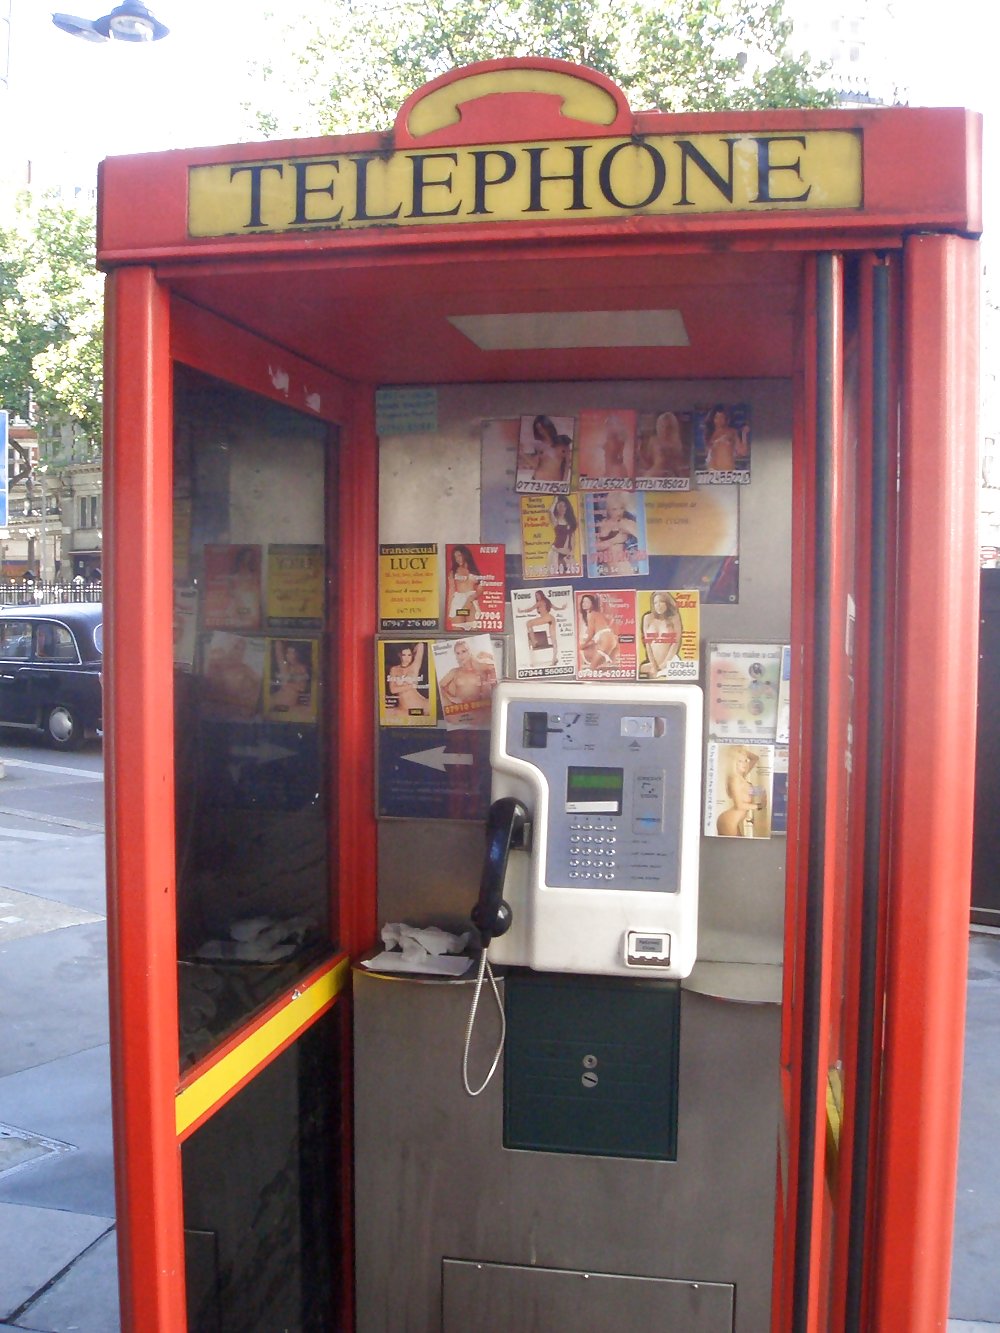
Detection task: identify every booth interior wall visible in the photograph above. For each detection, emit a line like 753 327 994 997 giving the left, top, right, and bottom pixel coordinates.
361 374 793 1330
376 377 791 986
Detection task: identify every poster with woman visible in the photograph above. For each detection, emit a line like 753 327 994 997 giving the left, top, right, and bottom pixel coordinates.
265 638 318 723
704 742 774 839
576 409 637 490
444 543 505 632
544 495 583 577
575 590 636 680
202 544 262 630
637 589 699 681
431 634 500 730
635 410 694 490
584 491 649 578
694 403 752 485
519 494 562 579
510 586 576 679
378 639 437 726
201 632 267 719
514 414 574 494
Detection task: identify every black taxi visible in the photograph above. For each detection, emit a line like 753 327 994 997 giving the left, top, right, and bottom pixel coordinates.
0 603 103 749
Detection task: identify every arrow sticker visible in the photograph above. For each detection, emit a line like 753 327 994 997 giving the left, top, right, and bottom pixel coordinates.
401 745 475 773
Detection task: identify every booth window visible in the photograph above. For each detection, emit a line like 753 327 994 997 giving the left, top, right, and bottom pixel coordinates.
172 365 336 1069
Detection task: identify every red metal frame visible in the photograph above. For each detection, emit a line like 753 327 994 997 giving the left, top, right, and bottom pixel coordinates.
98 64 982 1333
97 102 981 264
812 251 849 1331
823 254 877 1331
772 252 818 1333
104 265 186 1331
106 287 378 1329
873 234 980 1331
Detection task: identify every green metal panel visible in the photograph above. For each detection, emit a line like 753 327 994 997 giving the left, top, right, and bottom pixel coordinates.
504 971 680 1160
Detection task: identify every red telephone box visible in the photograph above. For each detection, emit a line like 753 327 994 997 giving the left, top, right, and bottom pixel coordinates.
98 59 981 1332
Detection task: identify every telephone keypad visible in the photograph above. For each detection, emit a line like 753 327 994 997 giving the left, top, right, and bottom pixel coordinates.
568 818 619 882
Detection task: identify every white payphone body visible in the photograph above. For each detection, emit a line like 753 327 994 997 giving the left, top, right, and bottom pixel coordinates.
476 681 703 979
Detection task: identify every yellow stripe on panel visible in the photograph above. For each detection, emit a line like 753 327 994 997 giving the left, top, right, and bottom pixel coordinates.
175 957 349 1139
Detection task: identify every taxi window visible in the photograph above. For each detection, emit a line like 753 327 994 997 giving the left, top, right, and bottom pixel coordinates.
35 623 80 663
0 621 32 659
94 624 103 655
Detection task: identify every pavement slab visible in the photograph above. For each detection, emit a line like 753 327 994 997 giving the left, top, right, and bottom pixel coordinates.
0 1045 115 1221
950 933 1000 1324
0 888 103 945
0 1122 73 1178
9 1228 120 1333
0 1203 112 1325
0 832 106 918
0 923 109 1079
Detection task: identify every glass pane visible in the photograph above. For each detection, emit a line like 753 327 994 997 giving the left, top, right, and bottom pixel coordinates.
173 365 336 1069
0 621 32 657
182 1008 343 1332
37 622 78 661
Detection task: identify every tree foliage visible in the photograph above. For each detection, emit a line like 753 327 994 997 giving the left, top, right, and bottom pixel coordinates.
0 197 103 449
251 0 834 138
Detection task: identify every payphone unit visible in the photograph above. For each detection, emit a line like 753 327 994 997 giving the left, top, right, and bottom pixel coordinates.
475 682 703 979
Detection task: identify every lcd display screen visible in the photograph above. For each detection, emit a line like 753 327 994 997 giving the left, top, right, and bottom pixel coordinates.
566 766 624 814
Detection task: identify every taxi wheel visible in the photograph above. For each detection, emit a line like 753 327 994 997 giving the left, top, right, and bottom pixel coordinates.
46 704 85 751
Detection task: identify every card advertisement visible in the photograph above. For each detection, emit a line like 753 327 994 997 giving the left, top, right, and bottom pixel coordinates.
636 589 700 680
575 589 637 680
693 402 752 486
704 741 774 840
264 637 319 723
707 642 784 740
635 410 694 491
444 543 506 632
202 544 263 630
510 585 576 679
378 639 437 726
266 544 325 628
378 543 439 630
771 745 789 835
514 414 574 494
575 409 637 491
173 585 198 671
775 644 791 746
431 634 500 729
519 494 583 580
201 631 267 719
584 491 649 579
173 497 193 581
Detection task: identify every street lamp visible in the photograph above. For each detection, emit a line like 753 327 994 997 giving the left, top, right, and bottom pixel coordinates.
52 1 169 43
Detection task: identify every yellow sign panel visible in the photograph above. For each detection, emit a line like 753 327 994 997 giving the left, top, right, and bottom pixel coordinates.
189 131 862 238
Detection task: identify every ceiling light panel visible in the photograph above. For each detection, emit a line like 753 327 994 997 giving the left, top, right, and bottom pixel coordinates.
448 309 689 351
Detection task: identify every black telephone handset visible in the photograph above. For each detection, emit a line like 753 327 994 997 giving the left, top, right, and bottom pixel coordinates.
473 796 527 947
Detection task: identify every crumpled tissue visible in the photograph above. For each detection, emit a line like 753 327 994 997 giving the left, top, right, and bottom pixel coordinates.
195 915 314 963
361 922 474 976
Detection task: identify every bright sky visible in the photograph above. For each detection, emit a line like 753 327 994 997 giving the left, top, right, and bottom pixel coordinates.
2 0 994 232
4 0 272 163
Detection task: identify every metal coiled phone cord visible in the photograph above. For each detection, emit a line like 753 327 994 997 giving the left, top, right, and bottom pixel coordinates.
462 949 506 1097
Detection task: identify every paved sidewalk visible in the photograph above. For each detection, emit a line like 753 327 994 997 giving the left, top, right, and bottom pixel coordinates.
950 929 1000 1329
0 748 118 1333
0 741 997 1331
